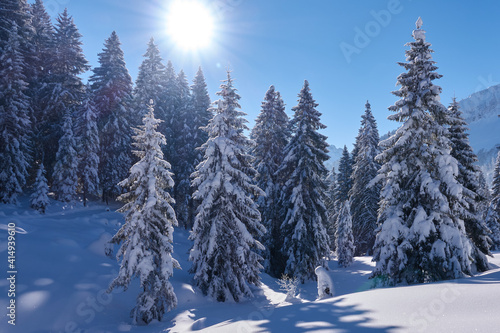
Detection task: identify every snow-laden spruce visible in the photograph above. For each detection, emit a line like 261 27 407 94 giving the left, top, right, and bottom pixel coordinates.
330 146 352 251
30 163 49 213
75 95 100 206
372 18 474 285
349 101 380 255
108 105 179 325
90 31 133 204
489 151 500 249
277 80 330 282
251 85 290 277
133 37 167 125
0 23 31 204
189 71 265 302
52 111 79 202
37 9 88 181
447 98 491 272
335 200 355 268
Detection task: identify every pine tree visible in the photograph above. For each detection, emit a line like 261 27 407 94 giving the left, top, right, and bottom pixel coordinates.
189 71 265 302
0 24 32 204
447 98 491 272
30 162 49 213
325 166 337 251
76 95 100 206
349 101 380 255
158 61 178 161
109 105 179 325
171 69 193 228
251 85 290 276
133 38 166 126
492 151 500 217
38 9 88 179
89 31 133 203
277 80 330 282
52 111 79 202
335 200 355 268
372 18 473 285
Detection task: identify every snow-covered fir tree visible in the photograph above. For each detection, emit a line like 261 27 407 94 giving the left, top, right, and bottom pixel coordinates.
349 101 380 255
335 200 355 268
133 38 166 126
188 67 212 228
89 31 133 203
30 162 49 213
38 9 88 179
251 85 290 277
52 111 79 202
489 151 500 249
189 71 265 302
277 80 330 282
0 24 32 204
372 18 474 285
171 69 193 228
330 145 352 250
109 105 179 325
325 166 337 252
76 95 100 206
447 98 491 271
158 61 179 161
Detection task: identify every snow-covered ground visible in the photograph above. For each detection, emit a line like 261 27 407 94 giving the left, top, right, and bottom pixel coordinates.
1 199 499 333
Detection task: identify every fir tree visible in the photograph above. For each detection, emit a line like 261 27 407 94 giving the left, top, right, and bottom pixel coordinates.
372 18 473 285
489 151 500 249
38 8 88 179
492 151 500 217
447 98 491 272
76 95 100 206
349 101 380 255
325 166 337 252
0 24 32 204
277 80 330 282
133 38 166 125
158 61 178 161
30 162 49 213
335 200 355 268
189 71 265 302
89 31 133 203
52 111 79 202
109 105 179 325
171 69 193 228
251 85 290 276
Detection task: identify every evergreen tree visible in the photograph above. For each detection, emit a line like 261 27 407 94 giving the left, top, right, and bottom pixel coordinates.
109 105 179 325
447 98 491 271
76 95 100 206
0 24 32 204
133 37 166 125
189 71 265 302
38 9 88 179
30 162 49 213
489 151 500 249
171 69 193 228
89 31 133 203
158 61 178 161
277 80 330 282
335 200 355 268
325 166 337 252
251 85 290 276
349 101 381 255
52 111 79 202
372 18 473 285
330 145 352 250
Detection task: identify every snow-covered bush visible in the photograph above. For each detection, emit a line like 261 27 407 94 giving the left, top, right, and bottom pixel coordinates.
315 266 333 299
277 274 299 302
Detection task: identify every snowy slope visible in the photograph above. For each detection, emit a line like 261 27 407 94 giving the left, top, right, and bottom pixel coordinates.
1 199 500 333
459 84 500 152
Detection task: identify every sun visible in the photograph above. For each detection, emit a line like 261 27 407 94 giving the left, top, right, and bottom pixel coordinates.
166 0 215 51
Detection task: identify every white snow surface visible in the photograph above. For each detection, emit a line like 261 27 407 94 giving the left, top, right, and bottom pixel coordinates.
1 198 500 332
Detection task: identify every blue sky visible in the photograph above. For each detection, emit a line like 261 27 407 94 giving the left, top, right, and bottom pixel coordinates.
38 0 500 149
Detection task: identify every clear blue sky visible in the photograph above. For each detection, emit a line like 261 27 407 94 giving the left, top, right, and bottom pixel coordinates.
37 0 500 149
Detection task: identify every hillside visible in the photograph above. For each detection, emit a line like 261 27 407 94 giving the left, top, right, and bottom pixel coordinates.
1 199 500 332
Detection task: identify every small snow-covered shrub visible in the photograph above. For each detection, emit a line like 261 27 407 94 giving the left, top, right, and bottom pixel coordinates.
315 266 333 299
277 274 299 301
